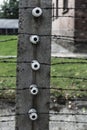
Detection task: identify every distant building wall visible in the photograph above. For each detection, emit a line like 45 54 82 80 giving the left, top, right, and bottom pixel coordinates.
0 28 18 35
52 0 75 51
52 0 74 36
74 0 87 53
0 19 18 35
52 0 87 53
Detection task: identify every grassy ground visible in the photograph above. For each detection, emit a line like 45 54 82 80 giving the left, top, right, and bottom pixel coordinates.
51 58 87 98
0 35 87 99
0 35 17 56
0 35 17 99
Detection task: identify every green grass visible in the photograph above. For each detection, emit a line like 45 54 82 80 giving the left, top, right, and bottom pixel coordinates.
0 35 17 56
51 58 87 98
0 35 17 99
0 62 16 88
0 35 87 99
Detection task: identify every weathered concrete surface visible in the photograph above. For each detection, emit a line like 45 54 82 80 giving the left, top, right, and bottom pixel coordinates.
52 0 75 53
52 0 87 53
52 0 74 37
0 100 87 130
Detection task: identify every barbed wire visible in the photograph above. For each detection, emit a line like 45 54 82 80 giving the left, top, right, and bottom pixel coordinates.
51 75 87 81
50 113 87 116
18 6 87 10
1 34 87 40
0 112 87 124
1 86 87 93
0 119 14 123
0 56 16 59
1 111 87 119
1 119 87 124
0 75 16 78
17 33 87 42
52 56 87 60
0 4 87 127
0 119 87 124
18 33 81 39
1 97 87 103
51 61 87 65
0 59 87 64
1 6 87 11
0 38 17 43
52 15 87 19
0 75 87 81
0 55 87 60
50 119 87 124
1 35 87 43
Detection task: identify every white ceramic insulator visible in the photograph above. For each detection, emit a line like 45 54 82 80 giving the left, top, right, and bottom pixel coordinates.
28 109 38 121
30 35 39 44
32 7 42 17
31 60 40 71
30 84 38 95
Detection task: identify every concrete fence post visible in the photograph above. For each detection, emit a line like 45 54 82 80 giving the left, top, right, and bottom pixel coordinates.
16 0 52 130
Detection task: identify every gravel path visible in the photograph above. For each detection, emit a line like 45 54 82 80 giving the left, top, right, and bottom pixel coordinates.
0 100 87 130
0 101 15 130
